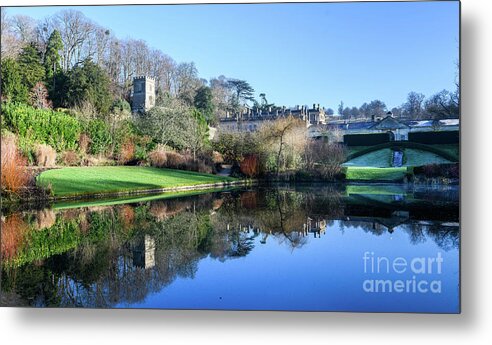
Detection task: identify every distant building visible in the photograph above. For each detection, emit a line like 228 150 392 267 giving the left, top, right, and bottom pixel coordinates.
131 76 156 113
218 104 326 133
312 114 459 141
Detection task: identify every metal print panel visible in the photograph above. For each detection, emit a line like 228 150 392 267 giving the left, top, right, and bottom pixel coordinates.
0 1 460 313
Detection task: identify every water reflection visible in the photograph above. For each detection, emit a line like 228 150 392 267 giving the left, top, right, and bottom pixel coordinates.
1 184 459 312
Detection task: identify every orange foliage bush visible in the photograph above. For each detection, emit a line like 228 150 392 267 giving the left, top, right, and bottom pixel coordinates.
119 139 135 164
1 135 31 193
166 151 186 169
240 154 259 177
148 146 167 167
61 150 79 166
212 151 224 164
35 143 56 167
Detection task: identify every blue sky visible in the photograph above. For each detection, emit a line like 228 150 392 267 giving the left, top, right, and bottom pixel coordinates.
6 1 459 110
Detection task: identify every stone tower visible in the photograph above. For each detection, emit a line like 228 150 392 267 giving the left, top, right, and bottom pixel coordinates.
132 76 156 113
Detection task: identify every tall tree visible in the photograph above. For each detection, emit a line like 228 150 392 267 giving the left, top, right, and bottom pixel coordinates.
1 9 23 59
11 15 36 45
424 90 459 119
184 108 210 159
259 93 274 111
43 29 63 94
17 43 46 91
194 86 216 125
338 101 344 116
64 59 112 115
0 58 29 102
175 62 201 105
210 75 232 118
403 91 425 119
259 116 305 177
367 100 387 118
138 97 193 149
53 10 97 71
227 79 255 112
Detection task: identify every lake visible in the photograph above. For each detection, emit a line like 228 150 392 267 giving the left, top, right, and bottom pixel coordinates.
0 184 460 313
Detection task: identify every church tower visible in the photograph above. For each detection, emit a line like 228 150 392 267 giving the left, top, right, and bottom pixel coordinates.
131 76 156 113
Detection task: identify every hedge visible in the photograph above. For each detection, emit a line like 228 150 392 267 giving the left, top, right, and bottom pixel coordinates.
345 141 459 162
2 102 82 152
343 133 390 146
408 131 459 145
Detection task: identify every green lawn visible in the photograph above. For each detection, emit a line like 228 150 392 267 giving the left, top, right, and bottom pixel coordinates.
404 149 453 166
344 147 456 167
37 166 236 197
345 167 407 181
431 144 459 159
343 148 393 167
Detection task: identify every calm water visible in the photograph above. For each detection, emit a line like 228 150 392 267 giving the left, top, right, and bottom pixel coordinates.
0 184 459 313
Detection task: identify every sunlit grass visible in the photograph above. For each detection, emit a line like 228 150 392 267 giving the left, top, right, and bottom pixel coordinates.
346 167 407 181
37 166 236 197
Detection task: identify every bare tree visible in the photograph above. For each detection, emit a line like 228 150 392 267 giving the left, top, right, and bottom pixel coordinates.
53 10 97 70
1 9 23 59
259 116 306 176
138 98 192 148
403 92 426 119
210 75 233 118
174 62 201 105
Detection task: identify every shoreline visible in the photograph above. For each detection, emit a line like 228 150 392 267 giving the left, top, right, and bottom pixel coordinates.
2 177 459 206
2 179 257 206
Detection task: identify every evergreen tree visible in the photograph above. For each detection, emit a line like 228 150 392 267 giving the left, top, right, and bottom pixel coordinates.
44 30 63 92
65 59 113 115
193 86 215 125
1 58 29 102
17 42 45 91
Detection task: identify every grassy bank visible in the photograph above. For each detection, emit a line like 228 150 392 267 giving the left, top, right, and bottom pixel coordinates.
37 166 236 197
345 167 407 181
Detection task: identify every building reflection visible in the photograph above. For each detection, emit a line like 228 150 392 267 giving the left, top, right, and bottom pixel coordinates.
132 235 156 269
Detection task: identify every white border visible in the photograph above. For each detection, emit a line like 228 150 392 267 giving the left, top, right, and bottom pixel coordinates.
1 1 491 345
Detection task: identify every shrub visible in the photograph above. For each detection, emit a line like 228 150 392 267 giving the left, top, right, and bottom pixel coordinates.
414 163 459 179
304 141 346 180
195 159 213 174
29 81 52 109
78 133 90 154
212 151 224 164
119 139 135 164
35 144 57 167
166 151 186 169
213 132 259 163
87 119 112 155
240 154 259 177
1 134 31 193
60 150 79 166
148 146 167 168
2 102 81 152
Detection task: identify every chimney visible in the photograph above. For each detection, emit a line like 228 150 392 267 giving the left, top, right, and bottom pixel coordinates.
313 103 316 110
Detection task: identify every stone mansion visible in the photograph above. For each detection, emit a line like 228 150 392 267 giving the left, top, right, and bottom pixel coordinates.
219 104 327 132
